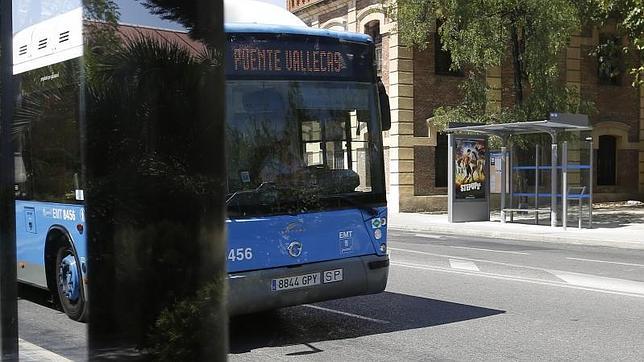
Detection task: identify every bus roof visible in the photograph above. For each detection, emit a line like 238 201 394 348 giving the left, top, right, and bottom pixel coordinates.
225 0 307 27
224 0 372 44
225 23 373 44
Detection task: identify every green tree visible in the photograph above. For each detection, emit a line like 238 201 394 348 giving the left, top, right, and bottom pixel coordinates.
391 0 591 129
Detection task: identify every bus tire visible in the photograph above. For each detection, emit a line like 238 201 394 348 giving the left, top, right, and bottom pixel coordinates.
55 244 87 322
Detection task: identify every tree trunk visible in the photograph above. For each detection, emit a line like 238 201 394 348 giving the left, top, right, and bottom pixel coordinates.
510 24 524 105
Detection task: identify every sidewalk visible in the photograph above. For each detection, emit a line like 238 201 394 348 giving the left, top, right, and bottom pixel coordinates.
19 338 71 361
388 202 644 250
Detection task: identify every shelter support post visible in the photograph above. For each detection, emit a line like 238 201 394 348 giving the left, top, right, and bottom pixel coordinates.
500 145 507 223
535 144 540 224
579 187 585 229
550 133 558 227
589 139 593 228
580 199 583 229
509 144 514 222
562 141 568 230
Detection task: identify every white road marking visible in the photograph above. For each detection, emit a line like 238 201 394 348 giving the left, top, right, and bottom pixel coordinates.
414 233 443 239
551 271 644 295
449 259 480 271
303 305 389 324
407 234 530 254
391 261 644 299
566 257 644 268
19 339 71 362
390 247 644 297
447 245 529 255
388 247 547 272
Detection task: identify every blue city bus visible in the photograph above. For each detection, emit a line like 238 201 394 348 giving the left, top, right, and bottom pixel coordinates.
224 23 390 315
13 5 389 321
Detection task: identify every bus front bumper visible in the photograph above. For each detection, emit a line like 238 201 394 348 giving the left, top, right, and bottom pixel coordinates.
227 254 389 316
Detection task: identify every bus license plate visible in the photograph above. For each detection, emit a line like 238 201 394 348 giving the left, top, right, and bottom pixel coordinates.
271 273 320 291
323 269 343 283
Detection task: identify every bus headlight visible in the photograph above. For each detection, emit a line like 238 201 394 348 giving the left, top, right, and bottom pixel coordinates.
379 243 387 254
374 228 382 240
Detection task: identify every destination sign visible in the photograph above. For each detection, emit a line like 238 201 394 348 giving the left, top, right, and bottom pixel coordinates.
232 48 346 74
226 36 372 81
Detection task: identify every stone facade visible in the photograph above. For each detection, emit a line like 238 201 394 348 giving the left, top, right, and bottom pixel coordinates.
641 84 644 194
288 0 644 211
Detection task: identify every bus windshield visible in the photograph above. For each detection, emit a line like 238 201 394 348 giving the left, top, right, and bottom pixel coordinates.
225 79 384 217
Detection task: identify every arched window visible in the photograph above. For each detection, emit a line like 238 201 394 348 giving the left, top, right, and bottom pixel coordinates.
597 135 617 186
364 20 382 77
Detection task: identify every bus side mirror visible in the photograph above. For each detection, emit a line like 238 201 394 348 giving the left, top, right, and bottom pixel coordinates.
377 81 391 131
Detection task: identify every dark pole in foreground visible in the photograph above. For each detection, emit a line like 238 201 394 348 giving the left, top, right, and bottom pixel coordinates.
86 1 227 359
0 0 19 359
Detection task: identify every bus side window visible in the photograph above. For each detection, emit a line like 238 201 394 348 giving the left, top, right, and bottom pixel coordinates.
14 132 32 200
15 88 82 203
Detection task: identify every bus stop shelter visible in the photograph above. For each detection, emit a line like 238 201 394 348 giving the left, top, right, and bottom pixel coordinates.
445 113 592 228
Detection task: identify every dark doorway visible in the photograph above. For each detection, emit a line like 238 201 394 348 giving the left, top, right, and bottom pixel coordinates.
597 135 617 186
435 133 448 187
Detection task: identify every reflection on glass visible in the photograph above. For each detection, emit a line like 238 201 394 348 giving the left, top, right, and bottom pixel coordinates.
14 62 82 204
9 0 389 360
11 0 226 360
85 1 226 359
12 0 83 75
12 0 82 32
226 81 381 217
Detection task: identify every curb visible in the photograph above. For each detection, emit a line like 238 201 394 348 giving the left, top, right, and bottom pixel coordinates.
387 223 644 250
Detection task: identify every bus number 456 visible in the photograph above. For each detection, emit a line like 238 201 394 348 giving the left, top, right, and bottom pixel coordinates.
228 248 253 262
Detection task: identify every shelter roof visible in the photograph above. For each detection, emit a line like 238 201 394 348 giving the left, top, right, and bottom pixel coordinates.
445 113 592 137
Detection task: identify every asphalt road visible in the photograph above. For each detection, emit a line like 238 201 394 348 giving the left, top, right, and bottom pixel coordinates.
17 232 644 361
17 286 87 361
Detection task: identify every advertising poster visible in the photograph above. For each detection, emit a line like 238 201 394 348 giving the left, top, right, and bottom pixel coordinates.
454 138 487 200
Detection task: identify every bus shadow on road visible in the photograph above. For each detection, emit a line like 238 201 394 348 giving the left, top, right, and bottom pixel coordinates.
229 291 505 354
17 283 58 310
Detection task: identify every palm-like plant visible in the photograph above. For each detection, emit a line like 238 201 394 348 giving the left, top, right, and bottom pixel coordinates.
85 33 226 355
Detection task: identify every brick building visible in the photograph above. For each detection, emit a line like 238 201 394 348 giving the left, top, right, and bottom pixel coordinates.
287 0 644 212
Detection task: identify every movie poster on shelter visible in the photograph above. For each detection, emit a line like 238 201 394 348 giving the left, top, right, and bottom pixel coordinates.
454 138 487 200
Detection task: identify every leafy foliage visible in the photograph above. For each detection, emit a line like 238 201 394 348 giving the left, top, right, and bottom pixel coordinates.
148 279 227 361
391 0 591 133
137 0 222 40
86 0 121 24
137 0 198 29
85 34 226 351
592 35 623 83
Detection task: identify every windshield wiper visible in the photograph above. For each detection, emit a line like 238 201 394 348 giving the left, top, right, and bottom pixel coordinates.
227 183 379 218
226 182 319 214
226 182 276 205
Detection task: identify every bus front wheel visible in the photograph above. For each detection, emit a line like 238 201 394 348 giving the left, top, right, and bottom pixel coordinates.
55 245 87 322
